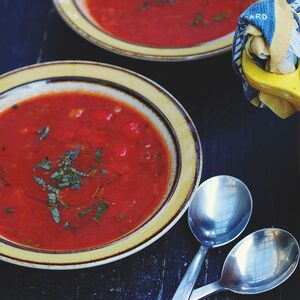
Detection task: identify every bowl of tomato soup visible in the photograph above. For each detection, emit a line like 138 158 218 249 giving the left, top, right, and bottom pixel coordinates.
53 0 256 61
0 61 202 269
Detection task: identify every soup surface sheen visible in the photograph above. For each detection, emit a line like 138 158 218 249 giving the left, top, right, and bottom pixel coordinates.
84 0 255 47
0 91 171 251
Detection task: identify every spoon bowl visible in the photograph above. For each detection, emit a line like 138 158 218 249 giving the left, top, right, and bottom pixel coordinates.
190 228 300 300
172 176 252 300
188 175 253 247
221 228 300 294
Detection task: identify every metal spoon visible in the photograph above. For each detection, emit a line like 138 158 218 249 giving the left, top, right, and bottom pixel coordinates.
190 228 300 300
172 175 253 300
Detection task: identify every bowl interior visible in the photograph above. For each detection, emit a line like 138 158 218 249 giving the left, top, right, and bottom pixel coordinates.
53 0 233 61
75 0 233 48
0 78 180 252
0 61 201 269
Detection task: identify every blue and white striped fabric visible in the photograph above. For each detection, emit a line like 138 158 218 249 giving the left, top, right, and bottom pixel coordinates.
232 0 300 107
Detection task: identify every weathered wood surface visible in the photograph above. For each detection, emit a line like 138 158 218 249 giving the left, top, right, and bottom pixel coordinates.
0 1 299 299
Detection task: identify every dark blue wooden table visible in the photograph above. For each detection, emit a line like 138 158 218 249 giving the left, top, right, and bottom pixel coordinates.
0 1 299 299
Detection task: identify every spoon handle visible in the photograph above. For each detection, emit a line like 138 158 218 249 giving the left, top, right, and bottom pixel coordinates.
189 281 223 300
172 245 209 300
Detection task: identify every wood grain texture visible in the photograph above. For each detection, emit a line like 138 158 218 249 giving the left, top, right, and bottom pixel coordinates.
0 0 299 299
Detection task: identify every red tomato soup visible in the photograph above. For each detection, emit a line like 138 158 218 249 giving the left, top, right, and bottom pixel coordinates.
84 0 255 47
0 91 171 250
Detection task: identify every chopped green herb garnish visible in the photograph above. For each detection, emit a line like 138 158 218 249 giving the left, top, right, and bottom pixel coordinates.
57 148 80 167
51 147 86 190
71 183 81 190
192 12 203 26
63 222 70 228
94 202 109 223
57 182 69 188
50 171 60 179
69 167 87 177
47 184 59 193
34 176 47 189
5 208 14 214
79 207 93 217
213 12 227 21
64 222 75 232
95 148 103 164
141 1 149 10
47 193 60 224
57 178 81 189
48 193 57 204
32 145 107 226
154 0 173 3
59 147 81 163
36 126 50 143
11 104 18 110
33 159 52 171
34 179 58 193
51 207 60 224
142 0 174 10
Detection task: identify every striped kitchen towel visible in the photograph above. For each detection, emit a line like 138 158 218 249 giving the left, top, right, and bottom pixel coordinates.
232 0 300 114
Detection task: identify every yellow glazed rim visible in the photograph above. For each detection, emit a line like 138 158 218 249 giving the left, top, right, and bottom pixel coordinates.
0 61 202 269
53 0 233 61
